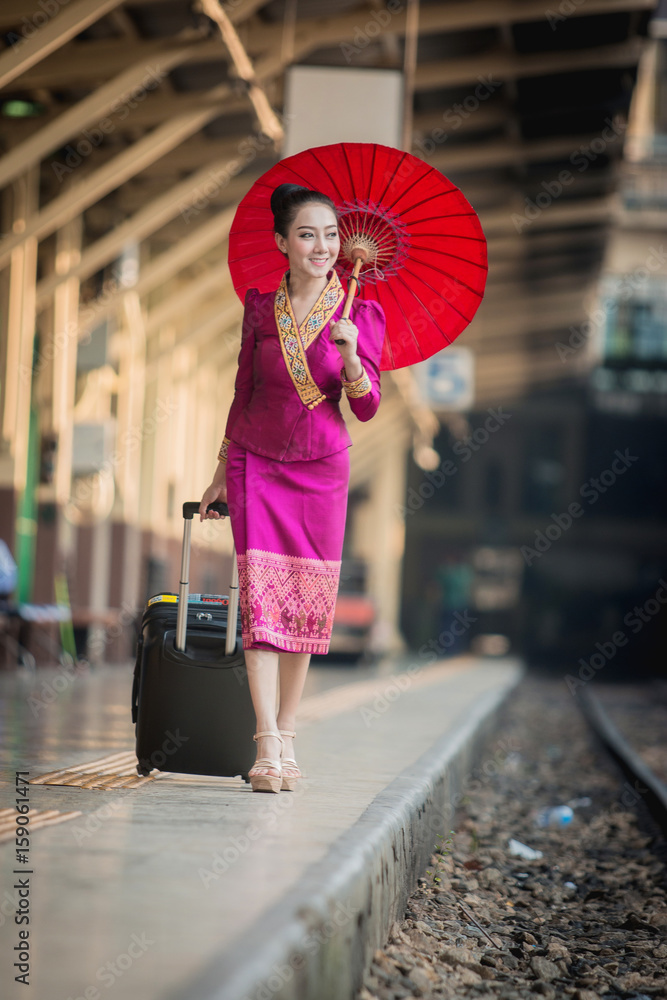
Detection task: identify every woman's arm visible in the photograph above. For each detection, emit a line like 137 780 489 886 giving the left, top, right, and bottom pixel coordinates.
199 459 227 521
339 300 385 422
200 288 257 521
222 288 258 444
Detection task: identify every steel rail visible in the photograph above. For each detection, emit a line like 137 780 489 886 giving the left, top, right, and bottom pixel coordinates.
576 685 667 834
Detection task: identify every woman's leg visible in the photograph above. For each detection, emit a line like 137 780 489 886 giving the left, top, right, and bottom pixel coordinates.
245 647 281 776
277 651 311 769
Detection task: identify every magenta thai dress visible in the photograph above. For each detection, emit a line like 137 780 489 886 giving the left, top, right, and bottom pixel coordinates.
221 269 385 654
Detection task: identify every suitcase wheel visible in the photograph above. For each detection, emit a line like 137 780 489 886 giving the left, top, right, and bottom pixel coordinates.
136 763 152 777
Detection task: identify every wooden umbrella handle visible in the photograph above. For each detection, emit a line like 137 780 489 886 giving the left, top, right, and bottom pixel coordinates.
334 257 363 344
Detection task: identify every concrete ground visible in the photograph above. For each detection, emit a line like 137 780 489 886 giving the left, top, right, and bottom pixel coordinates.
0 653 523 1000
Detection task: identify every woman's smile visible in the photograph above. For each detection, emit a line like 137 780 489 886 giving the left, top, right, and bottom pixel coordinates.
276 204 340 286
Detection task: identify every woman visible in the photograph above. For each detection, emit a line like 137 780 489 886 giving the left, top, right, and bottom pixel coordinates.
198 183 385 792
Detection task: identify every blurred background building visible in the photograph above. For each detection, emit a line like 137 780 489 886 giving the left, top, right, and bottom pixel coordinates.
0 0 665 671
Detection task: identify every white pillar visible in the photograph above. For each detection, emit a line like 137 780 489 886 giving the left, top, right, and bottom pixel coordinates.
355 432 410 654
2 168 39 492
52 216 83 563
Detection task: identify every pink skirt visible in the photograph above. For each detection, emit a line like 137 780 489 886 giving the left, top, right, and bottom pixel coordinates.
225 441 350 654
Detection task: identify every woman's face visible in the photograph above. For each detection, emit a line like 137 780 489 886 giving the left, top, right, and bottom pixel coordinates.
275 203 340 283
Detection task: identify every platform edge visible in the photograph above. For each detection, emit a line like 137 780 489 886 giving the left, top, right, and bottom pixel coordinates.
169 659 525 1000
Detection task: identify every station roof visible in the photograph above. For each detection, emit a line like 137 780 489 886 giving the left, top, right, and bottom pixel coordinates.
0 0 655 404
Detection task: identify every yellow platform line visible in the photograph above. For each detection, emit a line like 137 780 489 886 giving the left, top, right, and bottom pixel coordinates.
0 807 83 843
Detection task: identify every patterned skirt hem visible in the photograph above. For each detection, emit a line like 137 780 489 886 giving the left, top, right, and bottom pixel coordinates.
242 627 330 655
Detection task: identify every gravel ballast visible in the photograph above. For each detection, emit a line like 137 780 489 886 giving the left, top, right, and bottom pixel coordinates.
355 674 667 1000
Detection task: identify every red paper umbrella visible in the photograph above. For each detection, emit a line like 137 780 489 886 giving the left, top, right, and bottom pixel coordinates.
228 142 488 371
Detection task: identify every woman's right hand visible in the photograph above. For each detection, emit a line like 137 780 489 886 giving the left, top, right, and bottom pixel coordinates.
199 478 227 522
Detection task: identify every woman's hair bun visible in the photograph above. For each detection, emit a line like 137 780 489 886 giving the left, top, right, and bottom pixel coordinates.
270 183 307 218
271 182 338 239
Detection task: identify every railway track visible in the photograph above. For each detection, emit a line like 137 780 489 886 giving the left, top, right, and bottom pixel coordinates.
576 683 667 836
356 674 667 1000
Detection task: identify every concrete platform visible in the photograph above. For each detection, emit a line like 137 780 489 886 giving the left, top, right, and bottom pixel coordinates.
0 654 523 1000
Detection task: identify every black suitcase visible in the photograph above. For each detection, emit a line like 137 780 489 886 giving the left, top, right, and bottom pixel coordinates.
131 501 256 779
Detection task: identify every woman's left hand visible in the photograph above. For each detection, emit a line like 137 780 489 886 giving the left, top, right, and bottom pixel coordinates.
329 318 360 368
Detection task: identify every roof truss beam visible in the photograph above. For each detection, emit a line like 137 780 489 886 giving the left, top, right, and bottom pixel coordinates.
414 39 645 92
11 1 651 90
0 82 236 268
0 0 125 91
11 36 221 91
248 0 654 58
76 209 236 334
0 38 208 190
35 173 253 307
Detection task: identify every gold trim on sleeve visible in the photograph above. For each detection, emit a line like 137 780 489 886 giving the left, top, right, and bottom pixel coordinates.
341 365 372 398
217 436 230 462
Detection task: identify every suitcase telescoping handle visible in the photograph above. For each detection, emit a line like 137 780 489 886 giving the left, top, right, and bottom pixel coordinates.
176 501 239 656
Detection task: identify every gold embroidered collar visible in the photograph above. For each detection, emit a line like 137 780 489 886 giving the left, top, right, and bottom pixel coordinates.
274 270 345 410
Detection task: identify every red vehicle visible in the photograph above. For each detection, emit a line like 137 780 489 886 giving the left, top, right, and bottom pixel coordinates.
325 559 376 663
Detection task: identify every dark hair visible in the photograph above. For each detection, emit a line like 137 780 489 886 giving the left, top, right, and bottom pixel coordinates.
270 183 337 238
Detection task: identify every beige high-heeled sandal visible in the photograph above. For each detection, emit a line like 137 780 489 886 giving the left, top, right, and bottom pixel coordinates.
249 731 283 793
278 729 301 791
